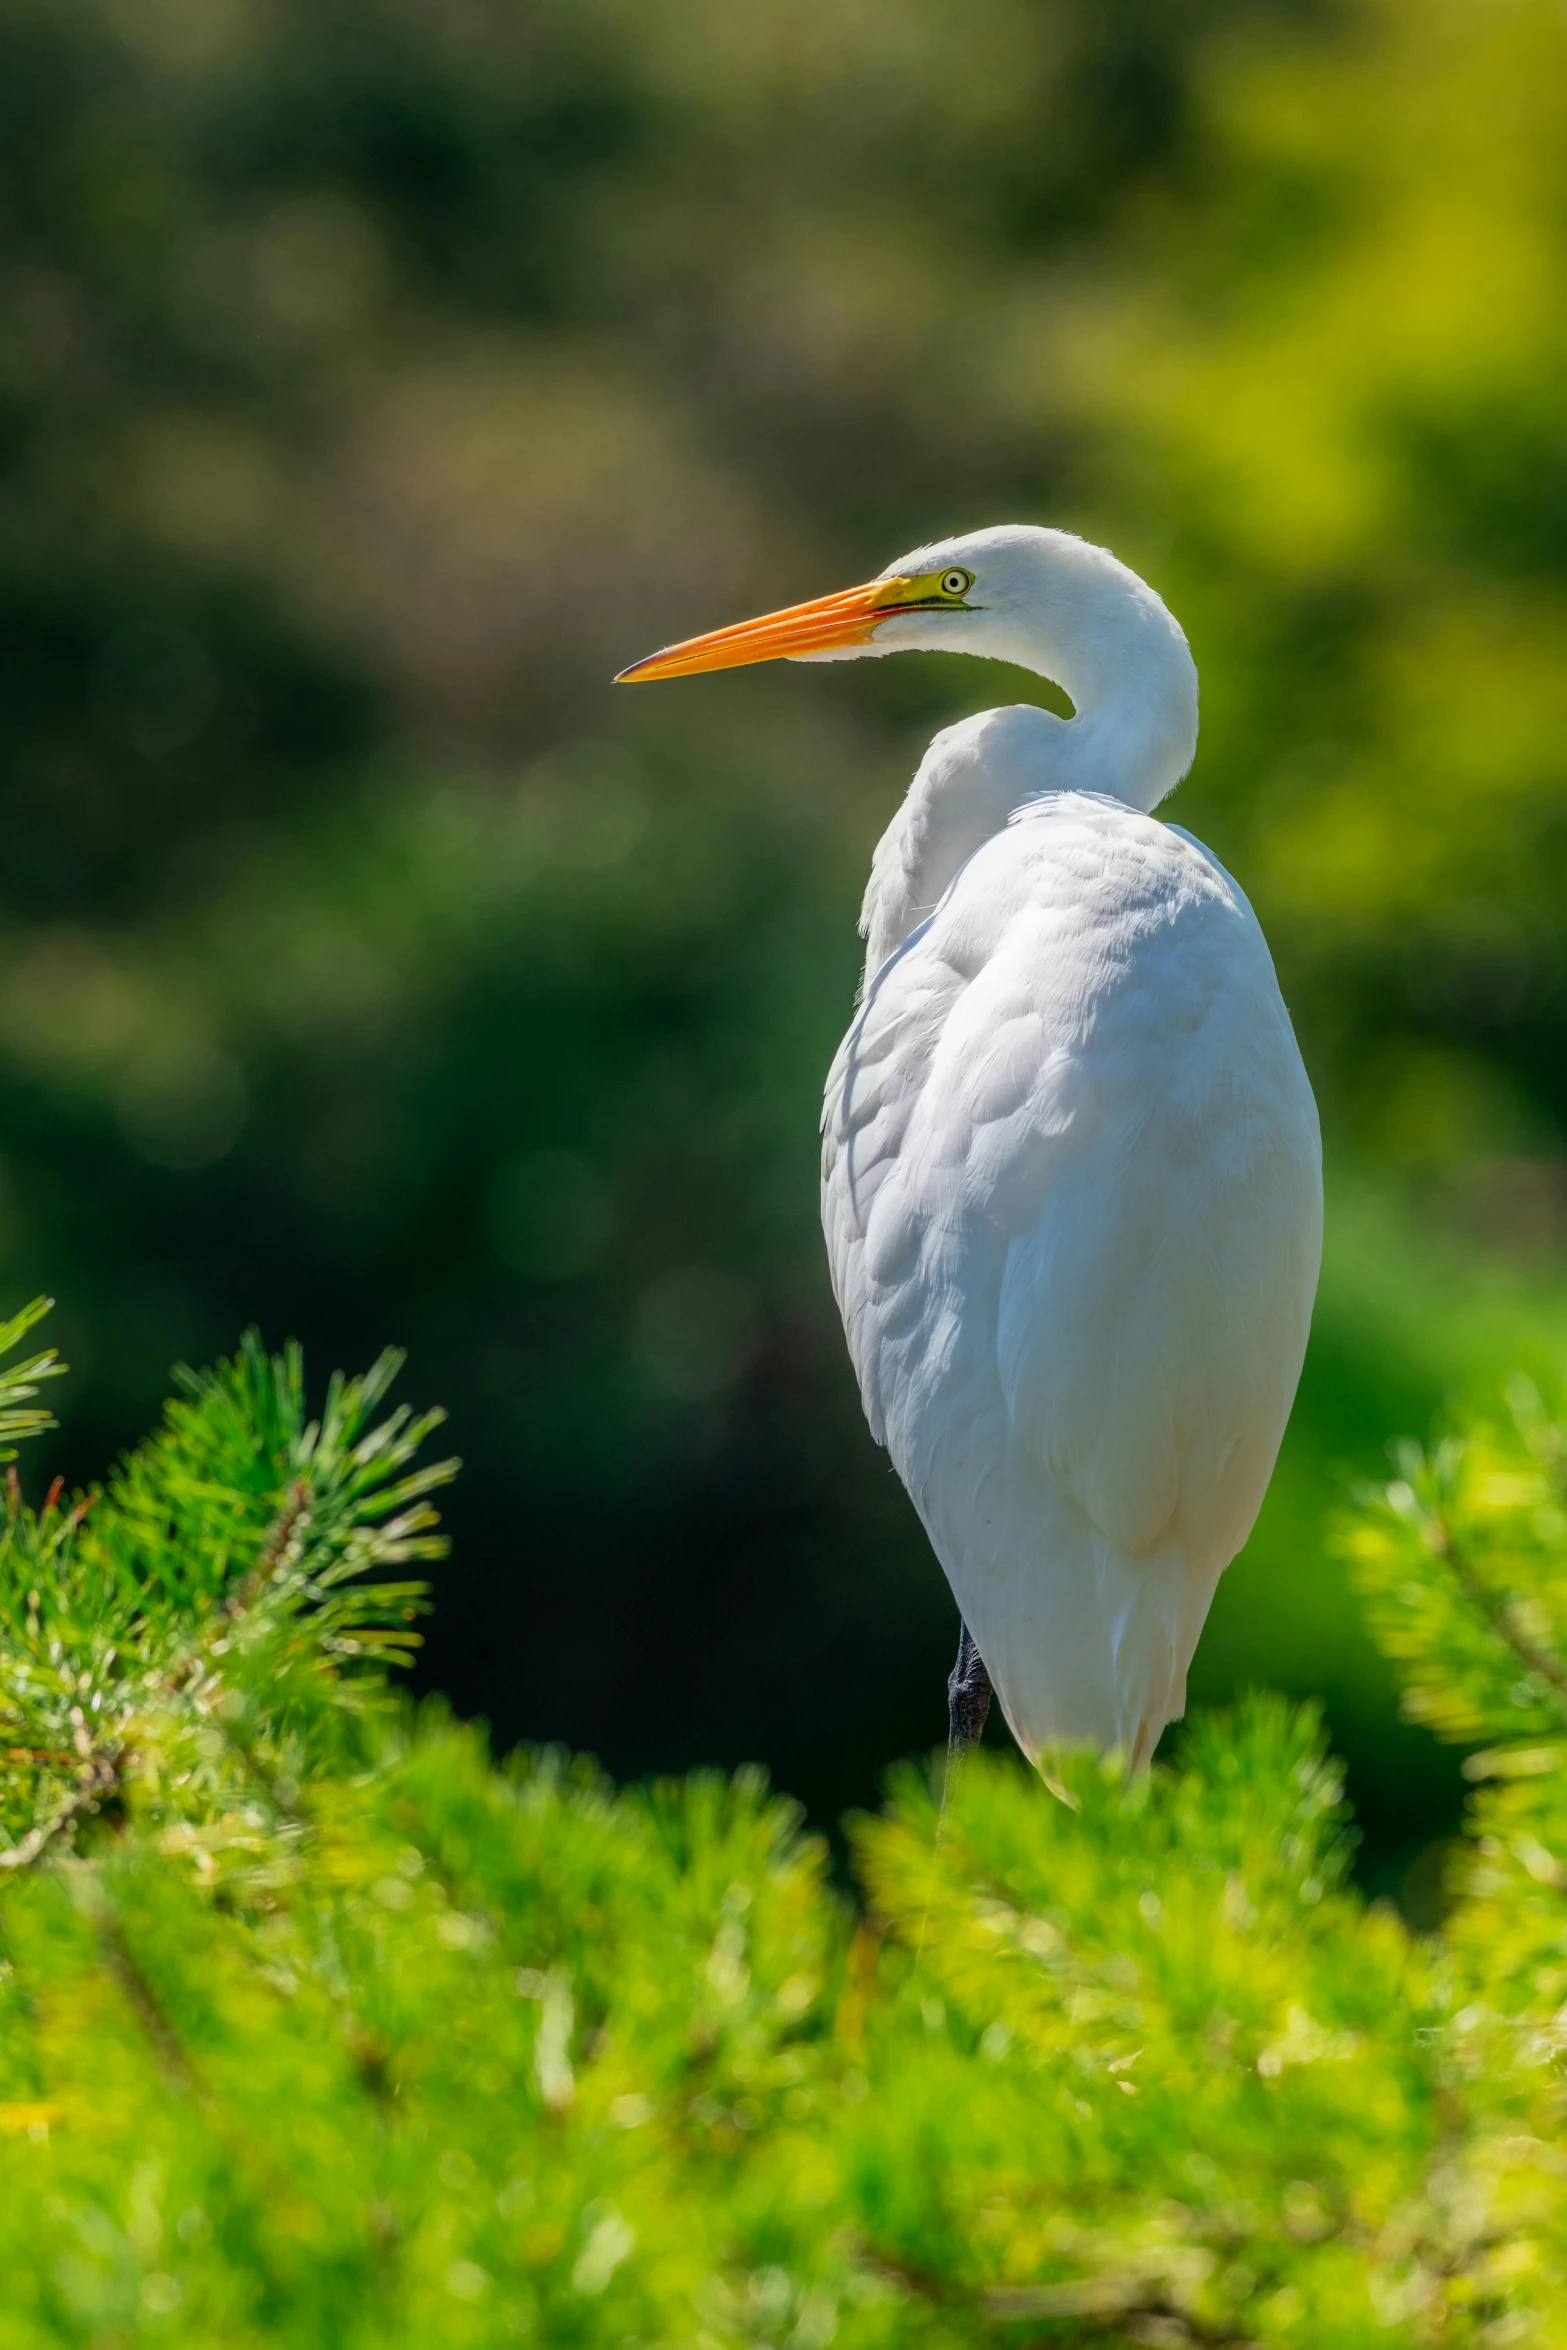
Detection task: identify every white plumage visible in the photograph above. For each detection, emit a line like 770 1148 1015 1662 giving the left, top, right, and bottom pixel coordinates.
620 523 1322 1768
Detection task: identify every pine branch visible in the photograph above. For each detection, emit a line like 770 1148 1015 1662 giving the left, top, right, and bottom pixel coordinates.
0 1298 65 1460
0 1739 119 1873
1432 1513 1567 1718
0 1327 451 1875
1340 1394 1567 1748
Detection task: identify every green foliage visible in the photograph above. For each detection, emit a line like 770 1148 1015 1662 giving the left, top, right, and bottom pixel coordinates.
1343 1376 1567 1752
8 1307 1567 2344
0 1299 64 1462
0 1307 857 2348
1342 1377 1567 2103
853 1715 1444 2341
1 1311 445 1875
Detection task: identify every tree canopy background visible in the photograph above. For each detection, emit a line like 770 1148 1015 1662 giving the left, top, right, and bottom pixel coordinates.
1 0 1565 1896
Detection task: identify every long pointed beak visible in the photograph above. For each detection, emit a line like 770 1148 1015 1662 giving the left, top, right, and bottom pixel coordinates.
615 576 926 684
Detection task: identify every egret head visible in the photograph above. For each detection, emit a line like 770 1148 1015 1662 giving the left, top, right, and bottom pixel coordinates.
621 515 1180 688
616 522 1198 806
614 525 1015 684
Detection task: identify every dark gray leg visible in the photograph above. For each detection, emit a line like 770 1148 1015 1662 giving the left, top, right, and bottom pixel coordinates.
947 1620 993 1763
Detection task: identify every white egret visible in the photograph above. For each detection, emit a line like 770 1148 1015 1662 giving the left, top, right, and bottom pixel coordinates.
618 526 1322 1771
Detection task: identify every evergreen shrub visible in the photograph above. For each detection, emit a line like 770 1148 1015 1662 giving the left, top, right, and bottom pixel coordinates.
3 1301 1567 2345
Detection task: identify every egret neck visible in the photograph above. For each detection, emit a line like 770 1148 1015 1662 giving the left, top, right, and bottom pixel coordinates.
616 525 1200 975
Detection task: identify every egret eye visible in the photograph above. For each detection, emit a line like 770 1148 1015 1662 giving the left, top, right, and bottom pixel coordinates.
941 569 972 598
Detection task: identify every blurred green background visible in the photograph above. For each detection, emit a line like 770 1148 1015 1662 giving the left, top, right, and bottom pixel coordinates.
2 0 1565 1900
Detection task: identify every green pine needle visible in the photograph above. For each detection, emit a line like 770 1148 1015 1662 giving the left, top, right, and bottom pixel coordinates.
0 1296 66 1462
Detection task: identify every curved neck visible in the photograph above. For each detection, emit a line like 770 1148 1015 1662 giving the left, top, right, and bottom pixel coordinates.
855 534 1202 975
1009 583 1199 817
1053 672 1197 815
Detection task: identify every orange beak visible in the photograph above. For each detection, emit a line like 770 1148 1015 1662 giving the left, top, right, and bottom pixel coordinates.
615 575 943 684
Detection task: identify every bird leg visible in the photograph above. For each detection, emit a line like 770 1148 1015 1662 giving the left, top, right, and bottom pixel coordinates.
946 1620 993 1764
